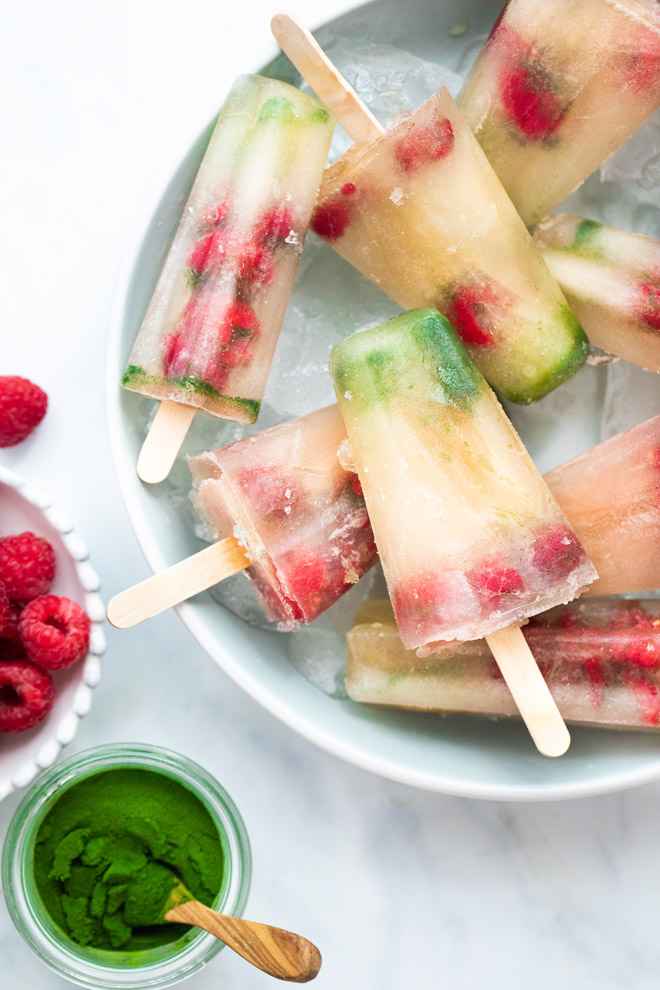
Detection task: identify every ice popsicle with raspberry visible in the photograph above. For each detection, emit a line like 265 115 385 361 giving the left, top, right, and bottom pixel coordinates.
189 405 377 627
310 86 587 405
330 308 597 655
533 214 660 373
346 598 660 731
123 74 334 481
457 0 660 226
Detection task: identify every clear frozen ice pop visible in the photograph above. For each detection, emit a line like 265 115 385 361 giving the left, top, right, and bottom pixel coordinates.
188 405 377 627
123 74 334 425
533 214 660 373
311 87 587 404
346 598 660 730
329 308 596 654
458 0 660 226
545 414 660 597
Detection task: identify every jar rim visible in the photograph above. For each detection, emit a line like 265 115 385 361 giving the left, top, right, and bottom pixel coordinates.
2 743 252 989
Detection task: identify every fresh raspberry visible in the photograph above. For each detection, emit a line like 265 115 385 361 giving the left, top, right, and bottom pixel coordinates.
256 206 295 244
469 561 524 603
0 533 56 603
636 278 660 331
311 199 352 240
0 603 26 662
237 466 298 519
0 377 48 447
445 281 509 349
499 60 566 141
187 230 228 276
238 240 275 286
0 661 55 732
393 116 454 173
201 199 230 226
531 523 586 579
0 581 9 632
19 595 90 670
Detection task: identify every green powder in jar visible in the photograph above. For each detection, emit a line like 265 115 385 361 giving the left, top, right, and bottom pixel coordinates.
33 767 224 952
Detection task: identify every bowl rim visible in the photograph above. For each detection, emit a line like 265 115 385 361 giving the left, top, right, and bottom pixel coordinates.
104 0 660 803
0 464 106 802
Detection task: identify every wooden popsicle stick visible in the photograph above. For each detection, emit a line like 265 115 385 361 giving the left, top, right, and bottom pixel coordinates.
137 401 197 485
166 900 322 983
485 625 571 758
271 12 385 144
106 537 250 629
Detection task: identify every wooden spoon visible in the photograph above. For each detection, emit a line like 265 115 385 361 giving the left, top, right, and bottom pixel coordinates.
161 878 321 983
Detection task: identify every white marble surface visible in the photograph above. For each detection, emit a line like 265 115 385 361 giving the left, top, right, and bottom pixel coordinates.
2 1 660 987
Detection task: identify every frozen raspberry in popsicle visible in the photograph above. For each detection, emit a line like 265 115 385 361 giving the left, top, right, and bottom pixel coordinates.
458 0 660 225
123 75 334 426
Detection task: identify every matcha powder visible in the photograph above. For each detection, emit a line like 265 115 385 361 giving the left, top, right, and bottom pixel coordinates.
33 768 225 952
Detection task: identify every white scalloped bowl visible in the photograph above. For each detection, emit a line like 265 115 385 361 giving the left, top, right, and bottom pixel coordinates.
0 466 106 802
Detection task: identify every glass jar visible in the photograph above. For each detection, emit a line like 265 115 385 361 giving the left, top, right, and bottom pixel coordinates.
2 743 251 989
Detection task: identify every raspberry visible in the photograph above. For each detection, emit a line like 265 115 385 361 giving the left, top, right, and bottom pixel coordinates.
187 230 228 276
19 595 90 670
531 523 586 579
203 361 231 394
393 116 454 173
341 182 357 196
238 240 274 286
0 532 56 602
628 675 660 727
469 561 524 603
446 281 509 349
0 580 9 632
311 200 352 240
0 661 55 732
500 60 566 141
222 301 259 340
256 206 295 244
201 198 230 226
0 376 48 447
0 601 25 662
636 279 660 331
584 656 606 691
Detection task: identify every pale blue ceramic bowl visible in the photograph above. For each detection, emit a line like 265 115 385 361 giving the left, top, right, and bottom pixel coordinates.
106 0 660 800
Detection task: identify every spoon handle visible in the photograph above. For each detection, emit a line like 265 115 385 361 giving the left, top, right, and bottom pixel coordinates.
165 901 322 983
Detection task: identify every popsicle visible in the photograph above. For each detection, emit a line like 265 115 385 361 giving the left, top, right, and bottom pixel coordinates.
545 414 660 597
457 0 660 226
271 13 588 406
123 74 334 483
533 214 660 373
106 405 376 629
330 308 596 652
107 407 660 634
189 404 377 627
346 598 660 731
